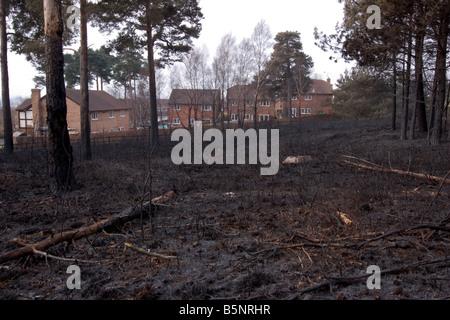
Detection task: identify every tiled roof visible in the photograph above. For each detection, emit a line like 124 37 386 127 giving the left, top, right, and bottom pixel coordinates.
16 98 32 111
66 89 130 111
16 90 130 112
169 89 220 105
308 80 333 95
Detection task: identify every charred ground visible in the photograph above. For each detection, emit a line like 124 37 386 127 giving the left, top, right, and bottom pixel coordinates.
0 119 449 300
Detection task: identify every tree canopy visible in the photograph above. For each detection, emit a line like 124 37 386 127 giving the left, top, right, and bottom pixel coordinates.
92 0 203 148
266 31 313 101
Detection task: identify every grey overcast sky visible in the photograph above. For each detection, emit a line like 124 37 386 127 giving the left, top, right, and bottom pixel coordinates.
6 0 353 99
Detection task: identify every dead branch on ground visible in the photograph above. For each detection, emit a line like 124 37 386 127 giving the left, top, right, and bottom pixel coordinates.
0 191 175 265
341 155 450 185
356 223 450 249
124 242 177 259
290 256 450 299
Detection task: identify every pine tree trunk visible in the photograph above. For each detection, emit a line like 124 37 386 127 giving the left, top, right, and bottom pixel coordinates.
391 53 397 131
429 4 449 146
80 0 91 161
44 0 77 191
1 0 13 154
414 6 427 133
400 25 412 141
146 3 159 150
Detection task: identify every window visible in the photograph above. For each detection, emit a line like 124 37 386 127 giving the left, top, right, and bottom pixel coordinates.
231 114 238 121
19 111 33 128
173 118 181 125
202 119 212 125
19 112 26 129
305 94 312 101
260 100 270 107
189 118 196 125
91 112 98 120
120 110 126 118
231 100 237 106
173 104 181 111
292 96 298 100
202 105 212 111
291 108 297 118
103 129 108 133
244 114 252 120
109 111 115 118
301 108 311 115
119 127 125 131
246 100 253 106
259 114 270 121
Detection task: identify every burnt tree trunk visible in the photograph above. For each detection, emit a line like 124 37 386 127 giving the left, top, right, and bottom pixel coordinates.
80 0 91 161
44 0 77 191
0 0 13 154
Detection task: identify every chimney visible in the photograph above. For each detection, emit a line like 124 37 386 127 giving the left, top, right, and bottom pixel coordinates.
327 77 331 85
31 89 43 131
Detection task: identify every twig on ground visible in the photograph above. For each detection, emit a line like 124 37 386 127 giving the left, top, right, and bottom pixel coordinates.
32 248 103 264
124 242 177 260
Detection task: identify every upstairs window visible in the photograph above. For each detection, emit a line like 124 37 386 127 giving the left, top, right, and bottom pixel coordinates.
91 112 98 120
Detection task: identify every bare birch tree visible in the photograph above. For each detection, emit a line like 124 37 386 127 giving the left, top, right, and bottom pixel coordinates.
250 20 273 129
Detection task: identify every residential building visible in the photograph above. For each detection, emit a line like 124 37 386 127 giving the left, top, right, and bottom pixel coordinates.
16 88 132 135
226 85 276 124
276 79 334 118
168 89 221 128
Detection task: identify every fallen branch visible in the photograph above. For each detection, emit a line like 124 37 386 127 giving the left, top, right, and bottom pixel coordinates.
356 223 450 249
0 190 175 265
341 155 450 185
124 242 177 260
290 256 450 299
32 248 102 264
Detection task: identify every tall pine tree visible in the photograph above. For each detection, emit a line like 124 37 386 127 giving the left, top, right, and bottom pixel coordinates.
93 0 203 149
44 0 77 191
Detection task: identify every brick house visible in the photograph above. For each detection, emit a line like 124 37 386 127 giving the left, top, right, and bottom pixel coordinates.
276 79 334 118
16 88 132 135
226 85 276 124
168 89 221 128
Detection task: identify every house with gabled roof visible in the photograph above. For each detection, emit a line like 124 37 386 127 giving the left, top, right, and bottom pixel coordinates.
276 79 334 118
16 88 132 136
